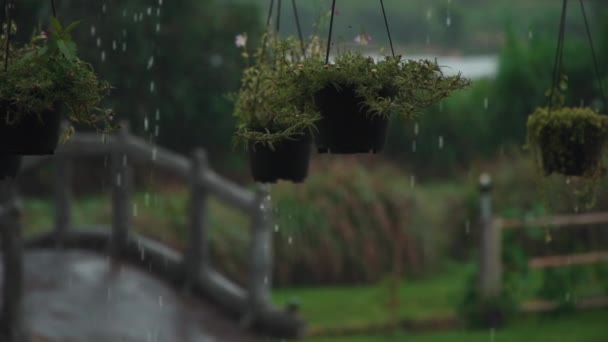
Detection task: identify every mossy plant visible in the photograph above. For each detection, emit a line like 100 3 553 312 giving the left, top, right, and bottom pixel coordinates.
0 18 114 142
527 106 608 177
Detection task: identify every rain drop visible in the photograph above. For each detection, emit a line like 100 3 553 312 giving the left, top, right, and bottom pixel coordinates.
264 276 269 285
96 37 101 47
152 148 158 161
101 50 106 62
155 109 160 121
288 236 293 244
410 175 416 188
159 0 163 5
438 136 444 149
155 23 161 33
426 9 432 20
147 7 152 15
147 56 155 70
150 81 156 93
274 224 279 232
122 42 127 52
133 13 138 22
446 16 451 27
484 97 489 109
133 203 138 217
414 123 419 136
139 13 144 21
144 116 149 131
116 174 122 187
112 40 117 50
102 4 106 13
412 140 416 152
528 30 534 40
90 26 96 36
122 155 128 166
154 125 159 137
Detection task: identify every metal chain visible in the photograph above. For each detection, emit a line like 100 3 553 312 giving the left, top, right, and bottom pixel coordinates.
547 0 568 112
579 0 607 110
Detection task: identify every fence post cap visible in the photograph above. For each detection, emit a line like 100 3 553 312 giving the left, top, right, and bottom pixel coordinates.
479 173 492 192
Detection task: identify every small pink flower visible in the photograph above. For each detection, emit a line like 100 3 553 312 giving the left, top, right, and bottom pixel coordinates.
235 33 247 48
354 33 372 45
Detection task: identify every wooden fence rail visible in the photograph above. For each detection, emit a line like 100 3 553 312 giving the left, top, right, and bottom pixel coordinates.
477 173 608 310
1 122 304 341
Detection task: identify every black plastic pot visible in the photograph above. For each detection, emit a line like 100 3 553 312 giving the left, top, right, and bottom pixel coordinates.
0 155 22 180
539 125 604 176
248 133 312 184
0 107 62 155
313 85 390 154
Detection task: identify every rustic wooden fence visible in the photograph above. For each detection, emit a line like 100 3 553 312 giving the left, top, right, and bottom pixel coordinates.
477 174 608 311
0 122 305 341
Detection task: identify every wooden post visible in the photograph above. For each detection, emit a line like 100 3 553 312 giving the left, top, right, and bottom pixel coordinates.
111 122 132 256
478 173 502 299
54 122 72 246
185 149 210 285
0 181 26 342
247 185 273 320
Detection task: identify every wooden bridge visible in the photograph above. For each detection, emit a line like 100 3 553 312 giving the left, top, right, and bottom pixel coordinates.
0 123 305 341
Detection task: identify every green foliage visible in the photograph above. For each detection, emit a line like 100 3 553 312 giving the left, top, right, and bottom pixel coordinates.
232 33 321 148
296 52 471 120
0 18 113 140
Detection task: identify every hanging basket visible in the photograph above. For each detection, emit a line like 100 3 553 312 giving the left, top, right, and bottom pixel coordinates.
248 132 312 183
527 107 608 177
0 105 62 155
0 155 22 180
314 85 390 154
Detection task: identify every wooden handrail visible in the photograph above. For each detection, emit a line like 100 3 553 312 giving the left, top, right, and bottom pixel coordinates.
497 212 608 230
529 251 608 269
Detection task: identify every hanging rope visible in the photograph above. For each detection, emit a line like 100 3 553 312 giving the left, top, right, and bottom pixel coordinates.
50 0 57 18
547 0 568 112
3 0 13 72
579 0 607 110
325 0 337 64
275 0 281 34
325 0 397 64
380 0 395 57
292 0 305 57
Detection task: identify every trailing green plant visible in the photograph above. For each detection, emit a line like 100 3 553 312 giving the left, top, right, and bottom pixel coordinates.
231 32 322 149
294 51 471 120
0 18 115 141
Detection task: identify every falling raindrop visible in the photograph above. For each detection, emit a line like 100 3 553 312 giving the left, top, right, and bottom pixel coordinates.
152 148 158 161
528 30 534 40
133 203 138 217
264 276 269 285
90 26 96 36
150 81 156 93
96 37 102 47
438 136 444 149
484 97 489 109
122 29 127 37
122 155 128 166
446 16 451 27
101 50 106 62
122 9 127 17
133 13 138 22
155 23 161 33
122 42 127 52
157 8 161 16
154 125 159 137
155 109 160 121
102 3 106 13
144 116 149 131
426 9 432 20
274 224 279 232
412 140 417 152
288 236 293 244
116 174 122 187
139 12 144 21
112 40 117 50
410 175 416 188
159 0 163 5
147 56 155 69
147 7 152 15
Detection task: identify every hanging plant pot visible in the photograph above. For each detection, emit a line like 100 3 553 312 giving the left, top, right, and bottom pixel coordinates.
248 132 312 183
0 155 22 180
527 107 608 177
0 106 62 155
313 84 390 154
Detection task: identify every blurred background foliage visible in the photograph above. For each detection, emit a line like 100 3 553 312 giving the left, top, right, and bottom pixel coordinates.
9 0 608 335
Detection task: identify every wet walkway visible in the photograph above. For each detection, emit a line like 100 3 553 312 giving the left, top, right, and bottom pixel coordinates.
1 249 261 342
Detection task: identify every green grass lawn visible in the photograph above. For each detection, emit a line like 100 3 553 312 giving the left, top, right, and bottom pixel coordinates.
302 309 608 342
